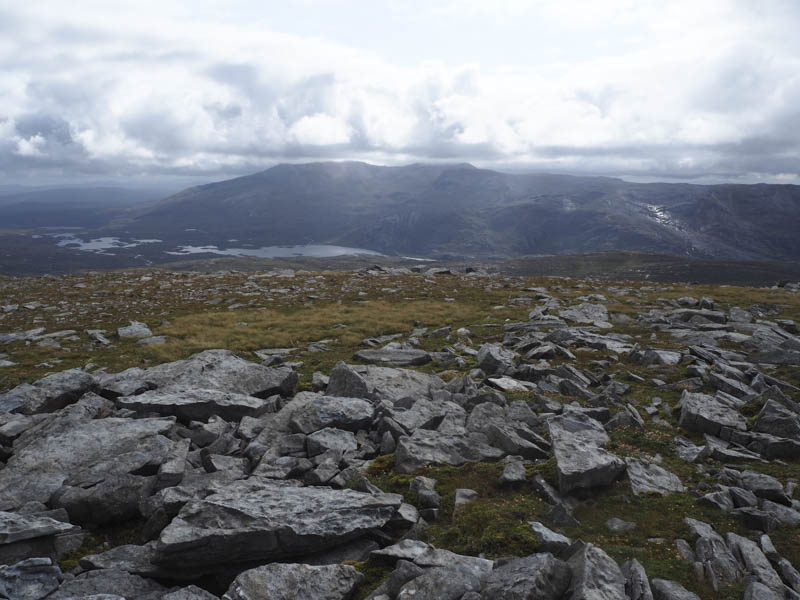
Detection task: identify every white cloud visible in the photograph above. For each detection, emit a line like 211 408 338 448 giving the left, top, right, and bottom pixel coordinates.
0 0 799 183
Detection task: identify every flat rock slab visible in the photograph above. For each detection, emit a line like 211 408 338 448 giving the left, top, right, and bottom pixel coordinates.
353 349 432 367
0 417 174 509
678 392 747 436
351 365 445 403
395 429 505 473
116 388 273 423
0 511 77 544
223 563 362 600
482 553 571 600
568 543 626 600
625 458 686 496
99 350 297 398
154 478 402 568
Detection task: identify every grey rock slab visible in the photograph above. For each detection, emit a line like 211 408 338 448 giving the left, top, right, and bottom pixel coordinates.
1 369 96 415
116 321 153 339
289 395 374 434
738 470 789 503
760 499 800 526
398 565 483 600
529 521 572 554
0 557 62 600
0 510 77 544
0 417 174 509
567 542 626 600
650 578 700 600
559 303 610 326
51 473 154 526
154 478 402 568
481 553 572 600
353 348 431 367
606 517 636 533
326 361 369 398
351 365 445 403
395 429 504 473
79 542 164 577
743 581 783 600
678 391 747 436
306 427 358 456
726 532 784 596
115 388 273 423
99 350 297 398
500 460 527 484
547 411 625 493
753 400 800 439
625 458 686 496
684 518 741 588
163 586 220 600
47 568 168 600
476 343 516 376
222 563 362 600
622 558 653 600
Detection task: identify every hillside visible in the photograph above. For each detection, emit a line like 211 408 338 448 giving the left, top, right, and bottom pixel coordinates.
110 162 800 263
0 266 799 598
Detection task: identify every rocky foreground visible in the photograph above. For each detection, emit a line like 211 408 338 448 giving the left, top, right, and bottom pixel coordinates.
0 268 799 599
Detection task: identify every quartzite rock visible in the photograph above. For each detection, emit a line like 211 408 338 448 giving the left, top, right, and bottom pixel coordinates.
0 558 62 600
47 568 168 600
650 578 700 600
223 563 362 600
678 391 747 436
353 348 431 367
0 417 174 509
154 478 402 568
625 458 686 496
289 396 374 434
547 411 625 493
567 543 626 600
115 388 274 423
482 553 572 600
99 350 297 398
394 429 504 473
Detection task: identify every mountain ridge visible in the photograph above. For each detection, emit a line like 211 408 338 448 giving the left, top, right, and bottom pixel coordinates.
106 161 799 263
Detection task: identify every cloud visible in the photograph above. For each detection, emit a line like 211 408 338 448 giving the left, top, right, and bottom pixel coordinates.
0 0 799 184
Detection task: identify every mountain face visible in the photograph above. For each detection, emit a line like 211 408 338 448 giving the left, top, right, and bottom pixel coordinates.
110 162 800 262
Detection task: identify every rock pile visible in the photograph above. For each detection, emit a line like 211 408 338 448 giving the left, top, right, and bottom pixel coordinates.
0 277 799 599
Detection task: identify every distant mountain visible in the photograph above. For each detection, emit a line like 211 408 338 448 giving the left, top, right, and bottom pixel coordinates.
106 162 800 263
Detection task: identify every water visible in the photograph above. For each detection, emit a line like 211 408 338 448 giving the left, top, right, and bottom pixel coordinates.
165 244 383 258
51 233 163 252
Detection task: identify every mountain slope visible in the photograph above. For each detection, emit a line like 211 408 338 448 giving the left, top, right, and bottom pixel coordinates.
110 162 800 262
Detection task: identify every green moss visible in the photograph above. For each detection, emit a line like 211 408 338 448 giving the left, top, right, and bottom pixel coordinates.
347 559 394 600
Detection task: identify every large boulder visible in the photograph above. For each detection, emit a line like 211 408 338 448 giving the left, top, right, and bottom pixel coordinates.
476 343 516 376
567 543 626 600
395 429 505 473
481 553 572 600
625 458 685 496
223 563 362 600
0 558 62 600
288 396 374 434
678 392 747 436
98 350 297 398
154 478 402 569
752 400 800 439
115 388 274 423
0 369 96 415
0 417 174 509
650 579 700 600
547 411 625 493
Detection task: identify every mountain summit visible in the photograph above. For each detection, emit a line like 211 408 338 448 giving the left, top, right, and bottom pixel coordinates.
112 162 800 262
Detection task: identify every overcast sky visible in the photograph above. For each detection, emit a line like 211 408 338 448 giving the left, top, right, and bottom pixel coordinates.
2 0 800 186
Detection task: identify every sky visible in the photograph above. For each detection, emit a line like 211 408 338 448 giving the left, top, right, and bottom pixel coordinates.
1 0 800 186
